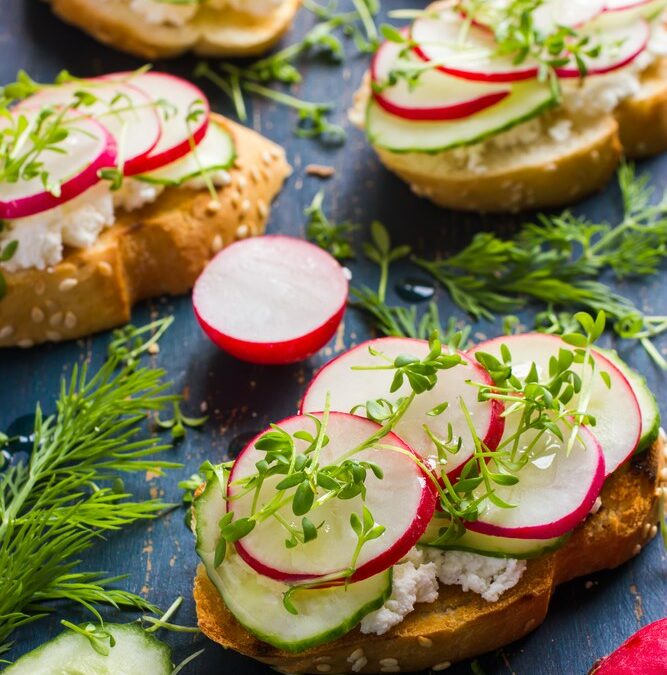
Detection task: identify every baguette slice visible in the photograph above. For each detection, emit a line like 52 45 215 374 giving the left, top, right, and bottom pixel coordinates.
352 56 667 213
0 116 291 348
194 435 665 674
50 0 301 60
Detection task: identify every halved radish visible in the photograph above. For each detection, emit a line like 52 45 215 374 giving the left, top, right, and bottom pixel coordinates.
605 0 666 12
193 236 348 365
301 337 505 479
371 36 510 121
110 72 210 174
16 79 161 176
229 412 437 583
0 113 117 220
466 418 605 539
412 10 540 83
555 20 650 78
468 333 642 476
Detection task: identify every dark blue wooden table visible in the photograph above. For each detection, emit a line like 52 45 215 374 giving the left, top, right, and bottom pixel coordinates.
0 1 665 673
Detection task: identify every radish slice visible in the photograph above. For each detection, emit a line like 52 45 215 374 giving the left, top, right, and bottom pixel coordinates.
606 0 664 11
591 618 667 675
228 413 437 583
371 36 510 121
193 236 348 365
466 419 605 539
468 333 642 476
555 20 650 78
412 10 540 83
0 114 117 220
301 337 505 479
110 72 210 174
16 80 161 176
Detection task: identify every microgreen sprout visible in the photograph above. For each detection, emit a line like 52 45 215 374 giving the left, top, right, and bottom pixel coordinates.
156 401 208 441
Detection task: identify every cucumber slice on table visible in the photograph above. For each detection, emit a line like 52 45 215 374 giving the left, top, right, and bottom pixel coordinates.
366 79 557 154
194 476 392 653
419 519 567 559
595 347 661 453
137 120 236 187
4 623 172 674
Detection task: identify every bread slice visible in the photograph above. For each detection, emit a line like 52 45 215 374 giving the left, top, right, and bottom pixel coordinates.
50 0 301 60
193 435 665 674
0 116 290 348
351 57 667 213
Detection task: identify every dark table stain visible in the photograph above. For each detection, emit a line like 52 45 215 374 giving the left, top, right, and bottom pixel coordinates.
0 1 665 673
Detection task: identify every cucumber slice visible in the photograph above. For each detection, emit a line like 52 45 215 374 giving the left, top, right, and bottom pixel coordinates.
136 120 235 187
366 79 557 154
595 347 661 453
419 519 567 559
4 623 172 674
194 476 392 653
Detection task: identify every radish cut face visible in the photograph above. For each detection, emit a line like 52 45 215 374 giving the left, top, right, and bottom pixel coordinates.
0 115 117 220
469 333 642 476
301 337 505 479
228 413 437 582
371 34 510 121
17 80 161 176
412 10 540 82
193 236 348 364
114 72 210 174
467 420 605 539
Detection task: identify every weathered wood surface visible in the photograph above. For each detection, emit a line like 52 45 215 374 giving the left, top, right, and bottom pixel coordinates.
0 1 665 673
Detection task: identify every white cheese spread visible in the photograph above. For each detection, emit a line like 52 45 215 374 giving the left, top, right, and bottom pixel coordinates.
360 547 526 635
112 178 164 212
126 0 284 26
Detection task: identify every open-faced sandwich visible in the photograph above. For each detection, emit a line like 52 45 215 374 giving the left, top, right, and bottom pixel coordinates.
191 320 665 673
48 0 302 59
0 70 290 348
351 0 667 212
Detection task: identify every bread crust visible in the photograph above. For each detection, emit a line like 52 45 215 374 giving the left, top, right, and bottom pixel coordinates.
0 116 290 348
50 0 301 60
194 436 665 674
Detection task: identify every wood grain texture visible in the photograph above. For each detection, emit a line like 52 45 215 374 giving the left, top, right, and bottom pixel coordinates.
0 2 665 674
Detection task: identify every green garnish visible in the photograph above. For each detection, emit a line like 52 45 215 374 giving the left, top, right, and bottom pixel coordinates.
156 401 208 441
305 190 357 259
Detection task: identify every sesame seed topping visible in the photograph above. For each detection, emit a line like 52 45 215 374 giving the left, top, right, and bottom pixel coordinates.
313 656 332 663
269 147 281 160
432 662 451 672
655 487 664 498
262 150 272 165
58 278 78 292
524 618 537 631
380 659 398 667
31 307 45 324
348 649 365 663
230 191 240 209
250 166 261 184
633 544 642 555
0 326 14 340
660 467 667 482
50 312 63 327
46 331 61 342
585 581 594 589
257 200 268 218
212 235 224 253
260 166 271 181
351 656 367 672
643 522 651 537
236 224 250 240
98 261 113 277
315 665 331 673
650 524 658 538
206 199 222 214
241 199 251 213
18 338 34 349
417 636 433 648
34 280 46 296
236 174 248 189
64 312 77 329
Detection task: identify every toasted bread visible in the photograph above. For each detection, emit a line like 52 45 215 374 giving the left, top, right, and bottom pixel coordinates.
50 0 301 60
193 435 665 674
0 116 290 349
352 54 667 213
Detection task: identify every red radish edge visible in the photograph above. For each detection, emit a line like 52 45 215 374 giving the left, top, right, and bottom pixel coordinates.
0 118 117 220
555 20 650 79
193 236 349 365
466 424 606 539
229 412 438 583
605 0 657 11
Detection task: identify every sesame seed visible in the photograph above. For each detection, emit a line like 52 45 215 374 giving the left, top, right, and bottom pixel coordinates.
260 166 271 181
380 659 398 667
206 199 222 214
418 636 433 648
35 280 46 295
262 150 272 165
230 191 240 209
432 662 451 672
380 667 400 673
269 147 281 160
316 666 331 673
524 618 537 632
0 326 14 339
58 278 78 292
241 199 251 213
50 312 63 327
46 330 61 342
257 200 268 218
351 656 367 672
212 234 224 253
633 544 642 555
236 174 247 189
643 522 651 537
585 581 594 589
348 649 365 663
250 166 261 184
313 656 332 663
31 307 45 324
660 467 667 482
18 339 34 349
236 224 250 240
147 343 160 355
656 487 664 498
98 261 113 277
200 401 208 413
64 312 77 329
650 525 658 538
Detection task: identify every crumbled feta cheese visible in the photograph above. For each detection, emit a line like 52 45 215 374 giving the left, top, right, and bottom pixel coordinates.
128 0 198 26
425 549 527 603
548 119 573 143
0 183 114 273
360 556 438 636
113 178 164 212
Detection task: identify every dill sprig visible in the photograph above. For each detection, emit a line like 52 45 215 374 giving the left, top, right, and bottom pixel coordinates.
0 321 181 653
